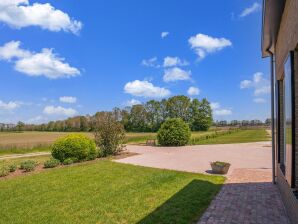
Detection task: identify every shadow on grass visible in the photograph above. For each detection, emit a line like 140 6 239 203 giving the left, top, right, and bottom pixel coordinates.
137 179 223 224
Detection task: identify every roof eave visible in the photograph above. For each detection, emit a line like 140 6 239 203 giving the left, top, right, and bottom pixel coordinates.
261 0 285 58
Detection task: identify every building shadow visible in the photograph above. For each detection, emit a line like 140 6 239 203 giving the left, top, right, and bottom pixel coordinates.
137 179 223 224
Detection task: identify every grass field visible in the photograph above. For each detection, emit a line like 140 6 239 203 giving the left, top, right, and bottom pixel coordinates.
0 160 224 224
0 129 270 156
193 129 270 145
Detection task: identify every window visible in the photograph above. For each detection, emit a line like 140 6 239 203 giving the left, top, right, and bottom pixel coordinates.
284 52 295 187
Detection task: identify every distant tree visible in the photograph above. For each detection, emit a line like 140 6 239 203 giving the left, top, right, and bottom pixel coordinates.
16 121 25 132
265 118 272 126
166 95 191 122
189 98 212 131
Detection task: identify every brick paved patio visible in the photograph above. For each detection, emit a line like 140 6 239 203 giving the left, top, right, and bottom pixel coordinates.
198 169 290 224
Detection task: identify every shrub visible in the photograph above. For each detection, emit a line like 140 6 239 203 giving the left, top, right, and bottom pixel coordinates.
0 166 9 177
157 118 191 146
63 158 74 165
8 164 17 172
20 160 37 172
51 134 97 162
93 112 125 157
44 158 60 168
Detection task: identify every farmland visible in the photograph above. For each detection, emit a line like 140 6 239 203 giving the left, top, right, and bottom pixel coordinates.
0 129 270 156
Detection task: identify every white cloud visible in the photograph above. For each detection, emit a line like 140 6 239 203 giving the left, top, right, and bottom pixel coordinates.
163 56 189 67
240 3 261 18
126 99 141 106
0 41 80 79
59 96 77 104
213 109 232 116
240 72 270 96
43 105 77 117
210 102 220 110
188 33 232 59
161 32 169 39
124 80 170 98
141 57 159 68
0 100 20 110
0 0 82 34
187 87 200 96
211 102 232 116
0 41 30 60
254 98 266 103
240 80 252 89
26 115 47 124
163 67 191 82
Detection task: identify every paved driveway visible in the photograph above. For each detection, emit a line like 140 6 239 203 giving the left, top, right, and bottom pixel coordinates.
116 142 272 176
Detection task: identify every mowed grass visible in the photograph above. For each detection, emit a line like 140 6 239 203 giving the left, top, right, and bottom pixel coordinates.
194 129 270 145
0 160 224 224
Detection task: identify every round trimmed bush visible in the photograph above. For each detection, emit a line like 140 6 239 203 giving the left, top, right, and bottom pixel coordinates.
51 134 96 162
157 118 191 146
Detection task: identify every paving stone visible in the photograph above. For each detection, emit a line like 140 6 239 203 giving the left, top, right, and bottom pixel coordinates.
197 169 290 224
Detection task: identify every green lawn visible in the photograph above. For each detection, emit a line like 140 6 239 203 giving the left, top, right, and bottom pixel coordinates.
193 129 270 145
0 160 224 224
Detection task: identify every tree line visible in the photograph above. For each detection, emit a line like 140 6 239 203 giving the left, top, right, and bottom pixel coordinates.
15 95 213 132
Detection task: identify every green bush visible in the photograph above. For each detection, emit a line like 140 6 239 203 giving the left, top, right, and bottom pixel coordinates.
8 164 17 172
20 160 37 172
93 112 125 157
157 118 191 146
44 158 60 168
51 134 97 162
0 166 9 177
63 158 74 165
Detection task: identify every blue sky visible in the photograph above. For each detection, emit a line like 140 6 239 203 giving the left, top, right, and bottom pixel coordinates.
0 0 270 124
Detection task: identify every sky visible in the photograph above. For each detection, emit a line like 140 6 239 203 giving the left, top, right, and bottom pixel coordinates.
0 0 271 124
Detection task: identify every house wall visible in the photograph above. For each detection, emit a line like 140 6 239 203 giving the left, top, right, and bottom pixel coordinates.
275 0 298 80
294 51 298 187
274 0 298 223
277 167 298 224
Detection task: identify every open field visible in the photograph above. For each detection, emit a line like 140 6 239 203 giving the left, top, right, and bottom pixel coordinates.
0 160 224 224
193 129 270 145
0 129 270 156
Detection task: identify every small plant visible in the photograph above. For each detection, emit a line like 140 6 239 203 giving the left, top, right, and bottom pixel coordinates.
51 134 96 162
44 158 60 168
0 166 9 177
211 161 230 167
157 118 191 146
210 161 231 174
8 164 17 172
20 160 37 172
63 158 74 165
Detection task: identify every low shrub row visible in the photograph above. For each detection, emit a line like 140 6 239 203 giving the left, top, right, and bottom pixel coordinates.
190 128 240 144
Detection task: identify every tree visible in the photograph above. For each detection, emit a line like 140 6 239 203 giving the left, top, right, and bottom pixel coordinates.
189 98 212 131
145 100 163 131
92 112 125 156
16 121 25 132
127 104 149 132
166 95 191 122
